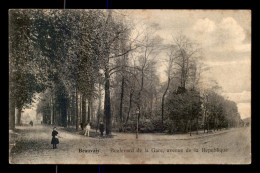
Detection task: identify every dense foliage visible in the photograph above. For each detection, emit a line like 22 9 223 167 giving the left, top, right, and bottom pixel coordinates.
9 10 242 135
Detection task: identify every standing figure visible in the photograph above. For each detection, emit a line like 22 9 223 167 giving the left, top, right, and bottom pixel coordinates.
84 123 91 137
51 127 59 149
99 122 104 137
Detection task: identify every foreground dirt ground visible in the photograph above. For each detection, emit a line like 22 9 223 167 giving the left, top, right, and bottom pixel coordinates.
9 125 251 164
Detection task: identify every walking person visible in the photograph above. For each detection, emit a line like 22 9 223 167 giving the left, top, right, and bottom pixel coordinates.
99 122 104 137
84 123 91 137
51 127 59 149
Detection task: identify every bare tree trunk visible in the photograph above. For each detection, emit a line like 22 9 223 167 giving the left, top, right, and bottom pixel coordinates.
207 117 210 133
104 69 112 135
87 99 91 123
82 94 86 125
50 96 53 125
204 116 207 133
125 90 133 125
185 119 189 133
196 116 199 135
162 77 170 127
53 101 55 125
181 49 185 88
150 94 153 117
189 119 192 136
71 94 75 126
9 80 15 130
213 115 216 132
61 102 67 127
119 76 125 131
96 83 102 132
16 108 22 126
203 109 207 133
136 110 139 139
79 94 82 125
215 116 217 131
137 69 144 128
58 108 60 126
75 88 79 131
67 98 70 127
90 100 93 122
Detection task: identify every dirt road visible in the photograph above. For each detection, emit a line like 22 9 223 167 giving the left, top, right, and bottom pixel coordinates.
9 125 251 164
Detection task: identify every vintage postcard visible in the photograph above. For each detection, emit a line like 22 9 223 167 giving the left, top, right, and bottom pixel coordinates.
9 9 251 164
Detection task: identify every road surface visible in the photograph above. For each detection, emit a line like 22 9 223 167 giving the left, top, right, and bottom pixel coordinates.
9 125 251 164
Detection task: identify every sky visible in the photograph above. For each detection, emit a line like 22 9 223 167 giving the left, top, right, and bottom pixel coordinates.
127 10 251 119
21 10 251 121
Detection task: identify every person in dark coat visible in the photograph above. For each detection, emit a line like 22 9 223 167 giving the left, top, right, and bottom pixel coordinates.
99 122 104 137
51 127 59 149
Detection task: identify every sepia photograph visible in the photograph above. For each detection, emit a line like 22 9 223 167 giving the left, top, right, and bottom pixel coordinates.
9 9 251 164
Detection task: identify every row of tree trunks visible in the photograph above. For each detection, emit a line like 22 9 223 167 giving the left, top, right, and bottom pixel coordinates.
14 90 79 129
73 91 95 129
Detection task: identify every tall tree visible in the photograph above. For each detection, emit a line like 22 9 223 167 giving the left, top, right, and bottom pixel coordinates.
135 31 162 129
171 35 200 90
96 10 139 135
9 10 45 128
161 45 176 126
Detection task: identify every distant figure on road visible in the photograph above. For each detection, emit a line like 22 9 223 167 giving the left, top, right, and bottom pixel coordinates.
99 122 104 137
51 127 59 149
29 121 33 126
84 123 91 137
